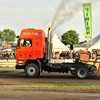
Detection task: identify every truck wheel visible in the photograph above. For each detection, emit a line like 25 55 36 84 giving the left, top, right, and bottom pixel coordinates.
75 66 89 79
25 63 39 78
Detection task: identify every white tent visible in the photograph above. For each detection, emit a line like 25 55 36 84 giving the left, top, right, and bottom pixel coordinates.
74 34 100 51
88 39 100 51
52 33 68 52
84 34 100 45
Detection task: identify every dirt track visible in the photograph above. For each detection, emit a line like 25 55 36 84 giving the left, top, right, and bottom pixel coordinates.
1 85 100 100
0 68 100 100
0 68 100 84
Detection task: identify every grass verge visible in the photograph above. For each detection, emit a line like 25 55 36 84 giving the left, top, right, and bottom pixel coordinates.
1 83 100 87
0 66 15 68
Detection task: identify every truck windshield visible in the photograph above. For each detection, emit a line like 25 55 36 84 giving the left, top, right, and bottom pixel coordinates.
19 39 32 47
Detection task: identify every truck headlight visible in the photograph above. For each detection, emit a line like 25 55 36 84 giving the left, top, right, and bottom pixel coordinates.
18 60 24 65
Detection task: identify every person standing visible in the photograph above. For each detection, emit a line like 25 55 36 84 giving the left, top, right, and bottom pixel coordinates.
92 51 96 59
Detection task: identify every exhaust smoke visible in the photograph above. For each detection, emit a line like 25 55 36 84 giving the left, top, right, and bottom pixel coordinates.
52 0 99 31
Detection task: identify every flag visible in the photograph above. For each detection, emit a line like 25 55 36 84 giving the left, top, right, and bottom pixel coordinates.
82 3 92 39
42 22 52 36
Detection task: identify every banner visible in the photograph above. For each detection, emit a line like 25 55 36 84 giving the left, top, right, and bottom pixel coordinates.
82 3 92 39
4 43 12 48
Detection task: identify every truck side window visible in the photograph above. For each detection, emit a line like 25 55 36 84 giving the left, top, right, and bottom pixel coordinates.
19 39 32 47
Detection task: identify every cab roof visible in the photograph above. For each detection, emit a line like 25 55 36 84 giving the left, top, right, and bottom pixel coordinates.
19 28 46 38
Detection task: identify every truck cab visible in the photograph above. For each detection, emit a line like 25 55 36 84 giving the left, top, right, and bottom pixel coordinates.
16 29 46 70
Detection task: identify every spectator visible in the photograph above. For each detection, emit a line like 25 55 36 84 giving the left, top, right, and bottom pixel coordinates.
65 51 69 59
60 51 66 58
89 51 93 59
4 52 6 59
96 51 100 59
9 51 14 59
5 51 9 60
52 52 55 58
13 52 16 59
66 51 70 59
55 51 60 59
1 52 5 59
72 50 76 59
92 51 96 59
69 51 73 59
75 51 79 59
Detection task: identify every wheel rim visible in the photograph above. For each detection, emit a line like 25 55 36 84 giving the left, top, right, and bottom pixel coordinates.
77 68 86 78
27 66 36 75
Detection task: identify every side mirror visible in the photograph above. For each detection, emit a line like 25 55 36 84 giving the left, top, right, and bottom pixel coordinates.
16 35 19 38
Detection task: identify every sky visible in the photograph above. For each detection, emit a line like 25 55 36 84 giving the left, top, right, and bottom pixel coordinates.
0 0 100 42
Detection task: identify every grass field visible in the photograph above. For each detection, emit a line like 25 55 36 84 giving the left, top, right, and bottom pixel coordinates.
1 83 100 87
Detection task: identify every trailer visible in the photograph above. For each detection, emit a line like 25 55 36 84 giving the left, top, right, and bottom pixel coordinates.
16 28 100 79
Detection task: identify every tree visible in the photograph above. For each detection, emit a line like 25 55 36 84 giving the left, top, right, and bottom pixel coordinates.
0 29 16 42
61 30 80 45
0 31 4 42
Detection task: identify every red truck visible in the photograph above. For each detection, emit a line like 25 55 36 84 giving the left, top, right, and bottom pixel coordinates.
16 28 98 79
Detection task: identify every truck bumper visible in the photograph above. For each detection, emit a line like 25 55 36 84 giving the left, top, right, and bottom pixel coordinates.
16 65 25 69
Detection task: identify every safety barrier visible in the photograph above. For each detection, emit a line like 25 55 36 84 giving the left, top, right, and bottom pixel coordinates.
0 60 16 67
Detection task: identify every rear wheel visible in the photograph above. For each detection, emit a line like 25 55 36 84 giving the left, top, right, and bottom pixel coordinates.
75 66 89 79
25 63 39 78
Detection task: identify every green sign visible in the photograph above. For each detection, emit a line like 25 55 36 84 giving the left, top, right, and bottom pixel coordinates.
82 3 92 39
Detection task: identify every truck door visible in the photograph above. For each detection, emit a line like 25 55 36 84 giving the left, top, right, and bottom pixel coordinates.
18 39 33 59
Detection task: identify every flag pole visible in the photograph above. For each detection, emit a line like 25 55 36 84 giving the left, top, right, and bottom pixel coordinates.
91 2 92 59
91 39 92 59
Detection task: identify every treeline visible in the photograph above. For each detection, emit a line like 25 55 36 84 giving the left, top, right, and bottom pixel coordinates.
0 29 16 42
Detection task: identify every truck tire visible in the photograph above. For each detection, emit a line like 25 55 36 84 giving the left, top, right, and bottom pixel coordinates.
25 63 39 78
75 66 89 79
